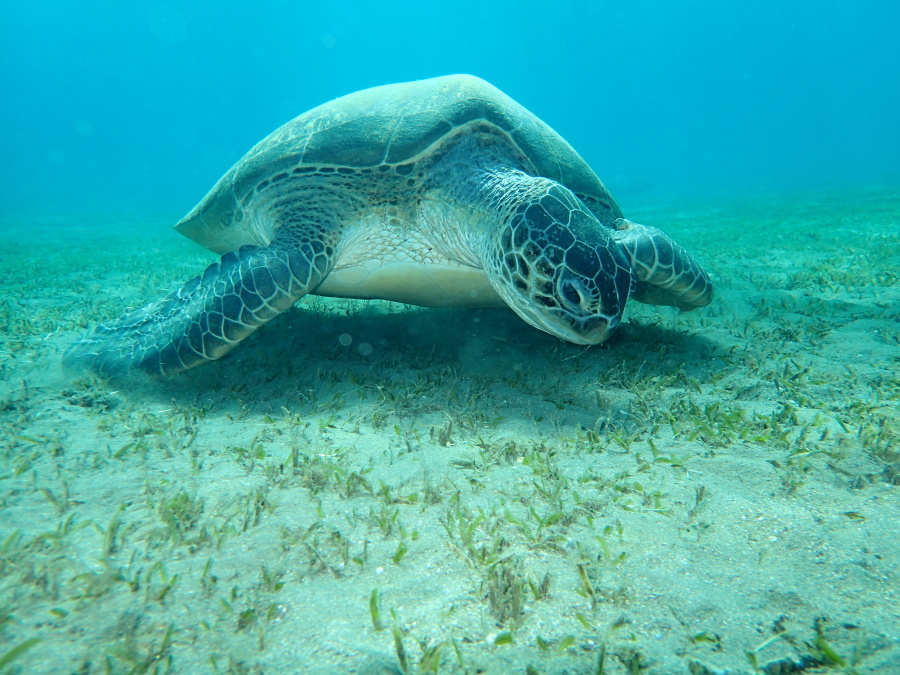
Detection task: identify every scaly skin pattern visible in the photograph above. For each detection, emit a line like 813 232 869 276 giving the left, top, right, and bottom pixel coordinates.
467 166 635 345
611 219 714 311
65 239 332 375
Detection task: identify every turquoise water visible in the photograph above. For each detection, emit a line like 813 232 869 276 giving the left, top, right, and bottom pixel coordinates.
1 3 899 674
3 1 898 215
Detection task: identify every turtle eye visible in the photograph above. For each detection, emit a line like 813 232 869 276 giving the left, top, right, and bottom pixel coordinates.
559 276 587 310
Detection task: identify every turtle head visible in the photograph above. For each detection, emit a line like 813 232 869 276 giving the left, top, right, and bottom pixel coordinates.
490 189 635 345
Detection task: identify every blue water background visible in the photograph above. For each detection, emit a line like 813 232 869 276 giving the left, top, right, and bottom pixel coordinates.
2 0 898 219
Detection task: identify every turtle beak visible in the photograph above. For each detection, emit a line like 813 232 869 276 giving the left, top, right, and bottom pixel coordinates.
562 314 619 345
522 309 620 345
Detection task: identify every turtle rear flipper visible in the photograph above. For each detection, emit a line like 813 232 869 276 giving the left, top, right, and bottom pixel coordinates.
65 241 329 376
612 219 714 311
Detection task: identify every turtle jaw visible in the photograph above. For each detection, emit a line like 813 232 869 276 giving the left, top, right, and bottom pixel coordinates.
503 294 623 345
560 313 621 345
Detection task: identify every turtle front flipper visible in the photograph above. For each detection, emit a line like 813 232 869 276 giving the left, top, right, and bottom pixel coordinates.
65 240 330 376
611 219 714 311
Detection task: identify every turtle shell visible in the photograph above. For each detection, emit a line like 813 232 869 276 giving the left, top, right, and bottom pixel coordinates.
176 74 622 253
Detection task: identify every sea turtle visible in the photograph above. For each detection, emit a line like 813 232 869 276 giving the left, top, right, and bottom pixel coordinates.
66 74 713 376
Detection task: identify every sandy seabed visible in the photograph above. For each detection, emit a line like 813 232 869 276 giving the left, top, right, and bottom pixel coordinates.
1 188 898 674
